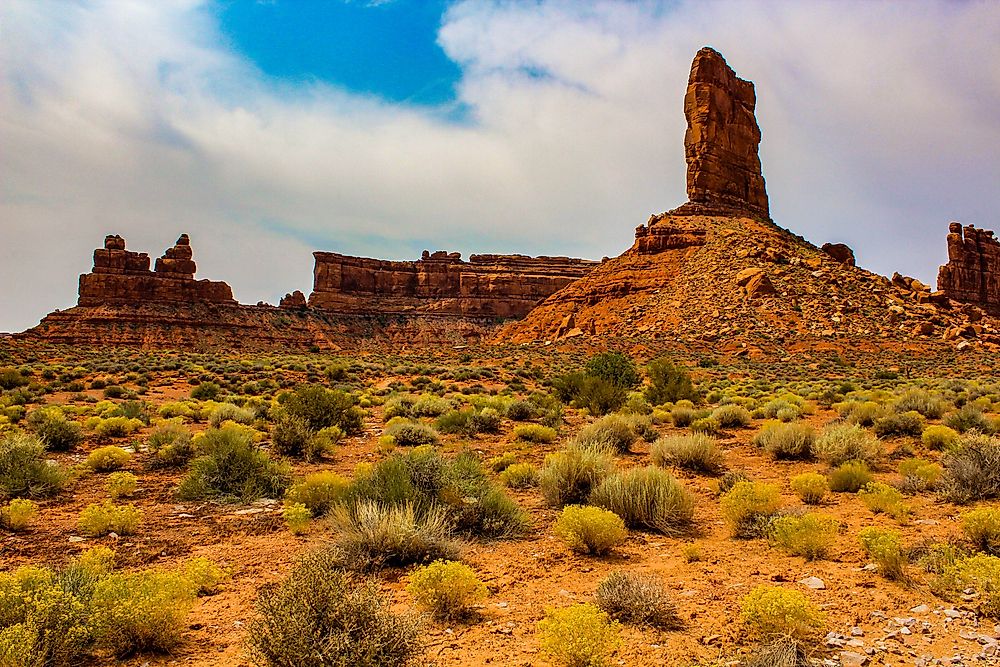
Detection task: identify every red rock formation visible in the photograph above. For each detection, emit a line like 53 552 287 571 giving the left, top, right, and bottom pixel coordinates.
633 214 708 254
309 251 598 318
279 290 307 309
78 235 234 306
822 243 856 266
671 47 769 220
938 222 1000 315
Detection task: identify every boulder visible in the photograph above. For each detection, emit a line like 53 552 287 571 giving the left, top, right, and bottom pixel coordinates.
821 243 856 266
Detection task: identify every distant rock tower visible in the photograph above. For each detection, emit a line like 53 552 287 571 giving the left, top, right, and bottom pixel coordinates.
674 46 770 220
938 222 1000 315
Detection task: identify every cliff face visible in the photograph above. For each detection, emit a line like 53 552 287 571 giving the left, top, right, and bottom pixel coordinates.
309 251 599 318
78 234 234 307
938 222 1000 315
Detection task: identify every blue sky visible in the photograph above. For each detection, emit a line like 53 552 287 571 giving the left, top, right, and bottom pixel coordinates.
2 1 999 332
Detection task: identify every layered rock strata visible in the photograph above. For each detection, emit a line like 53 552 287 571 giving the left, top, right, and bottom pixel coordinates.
938 222 1000 315
309 251 598 318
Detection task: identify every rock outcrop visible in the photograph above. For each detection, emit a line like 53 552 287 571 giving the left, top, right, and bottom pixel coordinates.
938 222 1000 315
671 46 769 220
309 251 598 318
822 243 856 266
78 235 234 306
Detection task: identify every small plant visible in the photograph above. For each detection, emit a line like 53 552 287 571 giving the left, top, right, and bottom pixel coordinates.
769 513 838 560
586 352 640 390
898 457 942 493
594 571 680 629
828 460 873 493
182 557 228 595
858 482 910 520
106 471 138 499
670 406 697 427
246 550 422 667
383 420 440 448
406 560 487 620
933 554 1000 617
644 357 696 405
893 388 948 419
27 408 82 451
812 424 883 467
514 424 557 443
945 404 995 434
93 416 143 438
859 527 907 580
191 381 222 400
873 411 925 438
488 452 518 473
177 426 291 502
962 508 1000 554
284 471 350 516
86 445 131 472
283 502 311 535
711 404 752 428
740 586 824 640
329 501 460 570
590 466 694 535
682 543 702 562
538 603 621 667
753 421 815 459
650 433 725 474
0 432 67 498
940 435 1000 503
279 384 364 434
575 415 636 453
922 425 960 450
147 421 195 468
78 501 144 536
689 416 720 435
720 481 781 538
554 505 627 555
790 472 828 504
1 498 38 531
499 462 538 489
539 444 615 507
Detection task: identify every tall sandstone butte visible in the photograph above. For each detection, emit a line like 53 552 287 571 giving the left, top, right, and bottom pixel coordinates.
78 234 234 306
938 222 1000 315
675 46 769 220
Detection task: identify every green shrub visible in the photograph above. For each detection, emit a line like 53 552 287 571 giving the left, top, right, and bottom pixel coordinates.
208 402 254 428
410 395 451 418
894 388 948 419
873 411 925 438
644 358 695 406
147 422 195 468
246 550 422 667
0 368 28 391
538 603 621 667
270 413 311 458
90 570 196 655
500 462 538 489
898 457 942 493
285 471 350 516
0 573 89 666
769 513 838 560
106 471 138 499
650 434 724 474
488 452 518 473
554 505 627 555
538 445 615 507
962 508 1000 554
406 560 487 620
590 466 694 535
940 434 1000 503
945 405 995 434
594 571 680 629
575 415 636 453
435 408 474 435
0 498 37 531
469 407 502 434
182 557 228 596
670 406 697 427
0 433 66 498
93 416 142 439
514 424 557 443
753 421 815 459
689 416 720 435
858 482 909 520
828 460 873 493
923 425 960 450
789 472 828 504
280 385 363 434
27 408 82 451
191 381 222 401
329 501 459 570
845 401 884 427
812 424 883 467
859 527 907 580
177 426 291 502
284 502 311 535
384 421 440 448
740 586 824 640
720 481 780 538
86 445 130 472
505 400 537 421
933 554 1000 617
586 352 640 390
712 404 752 428
78 501 143 536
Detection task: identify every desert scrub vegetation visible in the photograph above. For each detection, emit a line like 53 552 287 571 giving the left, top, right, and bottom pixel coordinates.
537 603 621 667
85 445 131 472
246 549 422 667
789 472 828 504
650 433 725 474
644 357 696 405
283 502 311 534
330 501 460 569
859 527 907 580
711 404 752 428
26 407 82 451
932 554 1000 617
382 419 440 448
828 460 874 493
513 423 557 443
106 471 138 499
893 388 949 419
961 508 1000 554
146 421 195 468
0 432 67 498
406 559 487 620
177 425 291 502
720 480 781 539
539 444 616 507
574 415 638 453
740 586 825 640
944 404 996 434
590 466 694 534
0 498 37 531
858 482 910 521
593 571 680 629
873 410 925 438
940 434 1000 503
898 457 942 493
812 423 883 467
922 424 960 450
554 505 627 555
499 462 538 489
271 413 339 461
78 500 144 536
276 384 364 434
284 471 350 516
753 421 815 459
769 513 839 560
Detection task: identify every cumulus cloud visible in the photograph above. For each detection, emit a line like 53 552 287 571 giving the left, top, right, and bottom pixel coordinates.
1 0 998 331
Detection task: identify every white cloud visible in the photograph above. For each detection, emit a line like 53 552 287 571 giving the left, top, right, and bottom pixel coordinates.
1 0 999 331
